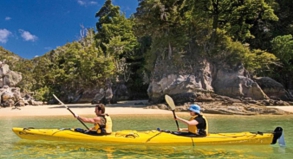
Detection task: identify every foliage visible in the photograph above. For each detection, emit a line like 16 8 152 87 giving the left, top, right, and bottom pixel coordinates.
244 49 278 75
0 46 22 67
47 40 114 94
1 0 293 101
95 0 147 98
207 31 278 75
13 59 36 92
95 0 138 58
270 34 293 88
34 86 50 101
271 35 293 64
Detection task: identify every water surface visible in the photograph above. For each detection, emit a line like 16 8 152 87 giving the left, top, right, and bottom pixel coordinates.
0 114 292 158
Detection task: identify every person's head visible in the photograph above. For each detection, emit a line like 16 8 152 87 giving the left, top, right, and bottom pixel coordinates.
95 104 106 115
189 104 201 115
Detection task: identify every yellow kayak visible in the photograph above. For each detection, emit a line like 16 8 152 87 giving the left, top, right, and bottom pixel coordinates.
12 127 285 146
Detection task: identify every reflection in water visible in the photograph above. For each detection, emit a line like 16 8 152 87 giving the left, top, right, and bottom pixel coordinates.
8 140 281 159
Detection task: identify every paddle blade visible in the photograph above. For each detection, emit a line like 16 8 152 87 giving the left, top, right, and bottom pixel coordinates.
165 95 180 130
165 95 176 110
53 94 68 108
279 131 286 147
53 94 61 103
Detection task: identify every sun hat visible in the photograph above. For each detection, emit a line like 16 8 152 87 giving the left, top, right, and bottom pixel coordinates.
189 104 201 114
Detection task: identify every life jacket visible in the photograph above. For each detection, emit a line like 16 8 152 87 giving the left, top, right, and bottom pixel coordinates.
93 114 112 134
187 114 209 136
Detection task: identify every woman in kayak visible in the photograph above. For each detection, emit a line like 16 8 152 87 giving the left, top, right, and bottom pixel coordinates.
174 104 208 137
74 104 112 135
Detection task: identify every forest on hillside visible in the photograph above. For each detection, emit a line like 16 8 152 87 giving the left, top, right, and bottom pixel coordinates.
0 0 292 102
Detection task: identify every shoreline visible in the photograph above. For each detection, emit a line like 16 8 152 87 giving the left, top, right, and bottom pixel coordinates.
1 102 293 117
0 103 175 117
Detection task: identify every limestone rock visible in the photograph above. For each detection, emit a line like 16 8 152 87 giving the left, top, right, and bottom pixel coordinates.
0 63 22 87
147 58 273 103
212 65 268 100
255 77 293 101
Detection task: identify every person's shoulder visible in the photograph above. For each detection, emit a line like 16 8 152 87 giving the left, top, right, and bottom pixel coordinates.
195 114 205 119
93 116 102 120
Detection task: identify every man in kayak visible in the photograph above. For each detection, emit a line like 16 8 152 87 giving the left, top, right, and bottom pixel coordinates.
174 104 208 137
73 104 112 135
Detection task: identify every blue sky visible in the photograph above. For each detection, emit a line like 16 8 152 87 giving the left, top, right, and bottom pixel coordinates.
0 0 138 59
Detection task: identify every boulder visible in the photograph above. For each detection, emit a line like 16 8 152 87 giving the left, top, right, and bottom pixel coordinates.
213 65 268 100
254 77 293 101
0 63 22 87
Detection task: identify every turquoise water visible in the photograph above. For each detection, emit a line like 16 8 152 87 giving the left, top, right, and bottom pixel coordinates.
0 114 292 158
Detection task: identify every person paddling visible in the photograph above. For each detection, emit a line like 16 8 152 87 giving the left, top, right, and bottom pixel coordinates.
74 104 112 135
174 104 208 137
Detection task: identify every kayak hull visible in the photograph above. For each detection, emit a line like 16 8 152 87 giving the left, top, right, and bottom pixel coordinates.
12 127 276 146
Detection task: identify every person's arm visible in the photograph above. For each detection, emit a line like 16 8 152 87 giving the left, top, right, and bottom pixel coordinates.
77 116 99 124
175 116 199 132
175 116 198 125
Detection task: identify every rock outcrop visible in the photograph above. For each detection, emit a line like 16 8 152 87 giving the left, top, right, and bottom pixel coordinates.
0 60 40 107
255 77 292 101
0 61 22 87
147 57 292 105
213 64 269 100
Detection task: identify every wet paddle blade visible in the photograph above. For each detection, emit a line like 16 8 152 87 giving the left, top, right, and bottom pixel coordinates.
165 95 176 110
279 131 286 147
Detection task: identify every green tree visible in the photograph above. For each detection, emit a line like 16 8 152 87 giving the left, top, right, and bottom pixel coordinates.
271 34 293 89
135 0 279 79
13 59 36 92
95 0 146 99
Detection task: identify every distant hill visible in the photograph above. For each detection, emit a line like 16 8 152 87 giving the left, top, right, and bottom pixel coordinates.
0 46 23 64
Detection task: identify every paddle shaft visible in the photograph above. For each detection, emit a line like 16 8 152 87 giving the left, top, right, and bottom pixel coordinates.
172 110 180 130
53 94 89 130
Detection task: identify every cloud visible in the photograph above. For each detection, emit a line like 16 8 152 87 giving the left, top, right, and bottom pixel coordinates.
0 29 11 43
5 17 11 21
44 46 52 50
77 0 97 6
77 0 85 5
89 1 97 5
19 29 38 41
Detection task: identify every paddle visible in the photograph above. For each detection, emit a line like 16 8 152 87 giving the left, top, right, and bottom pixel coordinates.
53 94 89 130
165 95 179 131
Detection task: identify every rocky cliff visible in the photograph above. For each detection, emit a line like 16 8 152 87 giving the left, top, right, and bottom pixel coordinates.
147 56 293 105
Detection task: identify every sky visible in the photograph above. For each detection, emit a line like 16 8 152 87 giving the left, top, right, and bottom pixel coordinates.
0 0 138 59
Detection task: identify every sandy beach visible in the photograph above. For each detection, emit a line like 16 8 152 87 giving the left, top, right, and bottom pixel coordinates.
0 100 174 117
1 100 293 117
